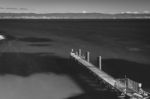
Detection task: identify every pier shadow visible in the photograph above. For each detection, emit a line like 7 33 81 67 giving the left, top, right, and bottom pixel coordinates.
102 59 150 88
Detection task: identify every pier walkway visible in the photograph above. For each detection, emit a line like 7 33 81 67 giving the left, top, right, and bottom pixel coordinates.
71 52 116 87
70 49 149 99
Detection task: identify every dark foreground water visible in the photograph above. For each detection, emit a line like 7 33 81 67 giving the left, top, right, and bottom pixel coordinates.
0 19 150 99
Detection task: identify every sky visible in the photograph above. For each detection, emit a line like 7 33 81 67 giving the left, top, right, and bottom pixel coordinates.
0 0 150 13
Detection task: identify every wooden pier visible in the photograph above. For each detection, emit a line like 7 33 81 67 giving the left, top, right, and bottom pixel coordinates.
70 49 149 99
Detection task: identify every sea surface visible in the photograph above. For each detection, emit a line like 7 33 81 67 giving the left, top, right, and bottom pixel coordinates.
0 19 150 99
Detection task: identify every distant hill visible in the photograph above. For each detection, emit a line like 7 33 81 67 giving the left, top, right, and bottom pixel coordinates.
0 13 150 19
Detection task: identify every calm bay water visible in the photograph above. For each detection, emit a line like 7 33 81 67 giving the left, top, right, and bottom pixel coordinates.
0 19 150 99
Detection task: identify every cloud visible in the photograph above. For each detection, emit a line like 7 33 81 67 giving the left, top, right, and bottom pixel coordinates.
0 7 5 9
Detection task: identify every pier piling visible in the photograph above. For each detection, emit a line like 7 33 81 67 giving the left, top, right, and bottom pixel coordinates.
86 51 90 62
98 56 102 70
78 49 81 57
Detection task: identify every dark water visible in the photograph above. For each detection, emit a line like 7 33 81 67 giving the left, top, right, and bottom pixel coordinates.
1 19 150 47
1 19 150 55
0 19 150 99
102 59 150 88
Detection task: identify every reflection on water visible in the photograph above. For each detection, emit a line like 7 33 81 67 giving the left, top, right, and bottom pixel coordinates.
0 74 83 99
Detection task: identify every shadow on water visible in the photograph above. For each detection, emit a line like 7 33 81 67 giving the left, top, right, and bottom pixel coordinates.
0 52 69 76
18 37 53 42
28 43 52 47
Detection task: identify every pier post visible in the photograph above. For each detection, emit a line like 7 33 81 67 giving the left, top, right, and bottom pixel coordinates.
71 49 74 53
78 49 82 57
98 56 102 70
86 51 90 62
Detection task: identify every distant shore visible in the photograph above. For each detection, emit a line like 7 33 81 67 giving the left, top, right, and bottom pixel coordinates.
0 12 150 19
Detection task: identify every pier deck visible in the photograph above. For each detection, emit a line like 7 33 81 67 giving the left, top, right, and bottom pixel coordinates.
70 49 149 99
71 52 116 86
